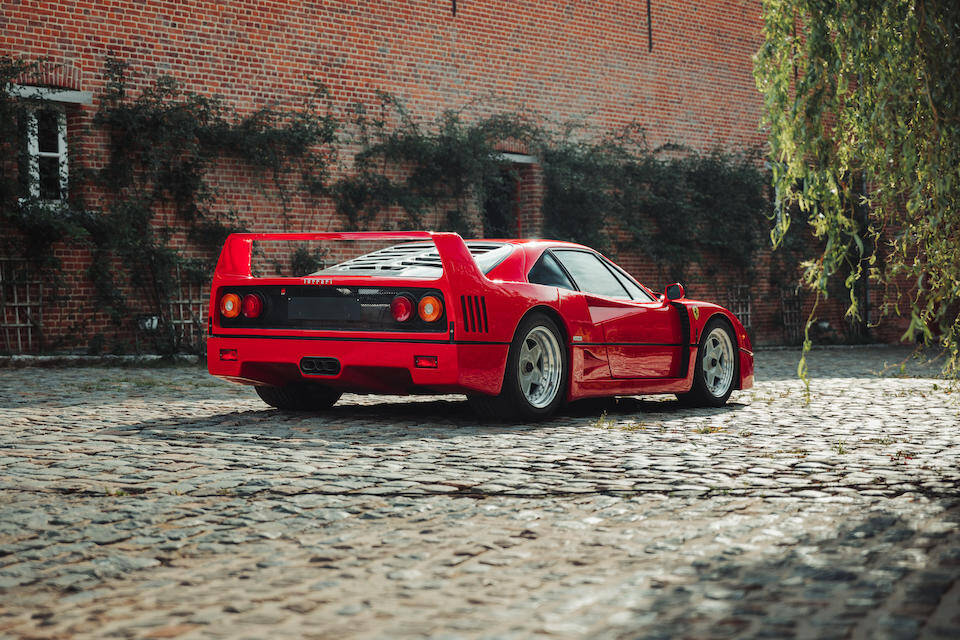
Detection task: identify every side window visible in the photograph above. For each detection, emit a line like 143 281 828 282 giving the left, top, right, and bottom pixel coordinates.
527 252 575 291
27 107 68 201
604 259 656 302
553 250 630 299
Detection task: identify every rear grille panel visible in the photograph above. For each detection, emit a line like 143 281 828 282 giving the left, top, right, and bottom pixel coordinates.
217 285 447 332
460 295 488 333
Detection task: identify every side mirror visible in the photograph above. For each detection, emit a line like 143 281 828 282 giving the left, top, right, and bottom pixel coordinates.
665 283 685 300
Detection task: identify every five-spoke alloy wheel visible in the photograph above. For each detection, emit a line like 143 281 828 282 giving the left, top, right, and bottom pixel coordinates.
516 324 564 409
469 312 568 421
677 317 738 407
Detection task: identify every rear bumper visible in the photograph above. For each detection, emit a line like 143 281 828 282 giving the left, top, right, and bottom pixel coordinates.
739 347 755 390
207 335 508 396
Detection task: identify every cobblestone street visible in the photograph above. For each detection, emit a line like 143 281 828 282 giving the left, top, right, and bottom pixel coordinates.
1 347 958 639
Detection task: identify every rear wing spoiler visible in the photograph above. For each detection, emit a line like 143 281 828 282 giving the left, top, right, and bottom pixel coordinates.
213 231 486 284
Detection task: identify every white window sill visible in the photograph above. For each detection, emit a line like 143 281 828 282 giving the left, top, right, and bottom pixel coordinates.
8 84 93 105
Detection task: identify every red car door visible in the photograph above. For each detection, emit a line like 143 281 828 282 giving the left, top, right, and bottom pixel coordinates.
590 296 684 378
553 250 685 379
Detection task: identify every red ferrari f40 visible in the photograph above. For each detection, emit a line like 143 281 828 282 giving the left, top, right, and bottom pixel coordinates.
207 232 753 420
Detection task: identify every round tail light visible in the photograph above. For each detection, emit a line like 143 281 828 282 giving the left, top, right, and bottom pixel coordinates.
418 295 442 322
242 293 264 319
220 293 241 319
391 295 414 322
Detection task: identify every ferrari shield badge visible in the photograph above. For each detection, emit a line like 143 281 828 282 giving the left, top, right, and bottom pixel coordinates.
692 306 700 320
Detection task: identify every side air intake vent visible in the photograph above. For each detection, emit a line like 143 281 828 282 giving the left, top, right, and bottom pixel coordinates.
460 295 488 333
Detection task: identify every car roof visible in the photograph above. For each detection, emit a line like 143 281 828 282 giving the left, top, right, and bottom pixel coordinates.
480 238 594 260
481 238 588 249
477 238 607 283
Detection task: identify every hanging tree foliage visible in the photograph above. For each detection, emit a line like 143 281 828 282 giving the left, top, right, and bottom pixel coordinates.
755 0 960 375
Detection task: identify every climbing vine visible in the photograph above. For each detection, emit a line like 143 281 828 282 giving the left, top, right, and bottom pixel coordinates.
539 127 769 278
1 55 338 353
3 55 776 354
332 92 538 235
332 94 771 280
86 58 337 349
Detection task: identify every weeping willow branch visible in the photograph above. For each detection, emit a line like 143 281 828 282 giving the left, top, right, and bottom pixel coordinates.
755 0 960 378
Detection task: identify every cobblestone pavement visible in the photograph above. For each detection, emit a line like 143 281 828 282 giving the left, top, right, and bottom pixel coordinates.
0 347 958 639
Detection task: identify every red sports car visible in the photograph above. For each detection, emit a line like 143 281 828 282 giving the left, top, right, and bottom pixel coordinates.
207 232 753 420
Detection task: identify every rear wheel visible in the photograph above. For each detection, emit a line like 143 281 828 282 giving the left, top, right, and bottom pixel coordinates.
676 318 738 407
468 312 567 421
255 382 342 411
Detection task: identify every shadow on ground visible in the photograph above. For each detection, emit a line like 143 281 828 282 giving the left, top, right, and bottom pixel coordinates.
0 346 945 410
98 394 750 446
596 502 960 639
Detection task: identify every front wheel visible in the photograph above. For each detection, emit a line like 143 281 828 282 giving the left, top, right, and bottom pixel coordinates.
676 318 738 407
255 382 342 411
468 312 567 421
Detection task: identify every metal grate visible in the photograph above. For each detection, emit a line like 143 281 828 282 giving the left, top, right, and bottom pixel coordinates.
164 265 208 351
0 259 43 354
780 287 804 345
725 285 752 330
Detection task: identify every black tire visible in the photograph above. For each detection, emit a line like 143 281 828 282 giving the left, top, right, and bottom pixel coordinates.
468 312 567 421
676 317 738 407
255 381 342 411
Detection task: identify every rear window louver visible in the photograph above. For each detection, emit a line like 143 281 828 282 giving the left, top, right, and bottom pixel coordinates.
322 242 504 275
461 295 488 333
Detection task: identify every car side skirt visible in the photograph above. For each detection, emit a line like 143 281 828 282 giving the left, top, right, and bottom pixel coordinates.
567 345 698 399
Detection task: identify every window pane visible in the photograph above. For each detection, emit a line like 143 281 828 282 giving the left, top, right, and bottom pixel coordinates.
39 156 63 200
605 260 655 301
528 252 575 290
554 250 630 299
37 110 60 153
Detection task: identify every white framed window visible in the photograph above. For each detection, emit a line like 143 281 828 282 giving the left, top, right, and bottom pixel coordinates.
26 106 68 201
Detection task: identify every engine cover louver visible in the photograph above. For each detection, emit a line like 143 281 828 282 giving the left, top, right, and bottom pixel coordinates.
460 295 488 333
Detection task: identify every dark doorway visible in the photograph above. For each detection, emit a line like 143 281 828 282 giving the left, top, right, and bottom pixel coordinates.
482 167 518 238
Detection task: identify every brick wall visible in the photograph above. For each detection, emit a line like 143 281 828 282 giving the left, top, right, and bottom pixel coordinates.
1 0 902 352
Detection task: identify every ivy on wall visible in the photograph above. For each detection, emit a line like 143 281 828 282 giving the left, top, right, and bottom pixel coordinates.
1 56 338 353
89 58 338 327
330 96 772 281
539 128 769 279
332 92 539 236
2 55 778 354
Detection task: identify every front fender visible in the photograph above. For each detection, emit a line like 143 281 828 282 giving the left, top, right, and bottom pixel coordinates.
681 301 753 390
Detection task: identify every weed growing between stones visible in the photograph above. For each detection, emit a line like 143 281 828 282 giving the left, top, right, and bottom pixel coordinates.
694 425 726 434
592 411 613 430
